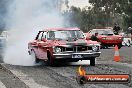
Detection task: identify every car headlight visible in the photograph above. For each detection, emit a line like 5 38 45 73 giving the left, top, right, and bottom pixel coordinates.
102 37 106 40
118 37 122 40
92 46 99 52
54 47 61 53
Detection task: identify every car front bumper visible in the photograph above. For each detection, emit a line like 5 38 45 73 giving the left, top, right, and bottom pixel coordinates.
53 51 101 60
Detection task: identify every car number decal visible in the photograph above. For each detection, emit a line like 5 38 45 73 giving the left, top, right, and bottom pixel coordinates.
72 54 83 58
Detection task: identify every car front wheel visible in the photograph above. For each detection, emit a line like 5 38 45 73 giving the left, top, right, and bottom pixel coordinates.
90 58 95 66
47 52 56 66
30 50 40 63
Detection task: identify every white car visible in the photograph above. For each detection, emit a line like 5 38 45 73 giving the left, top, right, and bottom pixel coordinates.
0 31 8 46
119 33 132 47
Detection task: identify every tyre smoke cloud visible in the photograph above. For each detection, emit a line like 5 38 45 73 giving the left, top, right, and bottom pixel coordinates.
3 0 64 66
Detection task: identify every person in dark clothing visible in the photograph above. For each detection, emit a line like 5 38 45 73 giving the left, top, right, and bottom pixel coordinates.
128 27 132 34
113 24 121 35
127 27 132 40
90 32 99 42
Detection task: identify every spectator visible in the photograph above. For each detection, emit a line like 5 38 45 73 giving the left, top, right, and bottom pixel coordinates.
113 24 121 35
127 27 132 40
90 32 99 42
128 27 132 34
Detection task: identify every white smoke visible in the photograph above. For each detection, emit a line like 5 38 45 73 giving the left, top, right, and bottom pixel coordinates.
4 0 64 66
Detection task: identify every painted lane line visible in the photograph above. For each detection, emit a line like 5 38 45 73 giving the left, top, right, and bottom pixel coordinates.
0 81 6 88
1 64 49 88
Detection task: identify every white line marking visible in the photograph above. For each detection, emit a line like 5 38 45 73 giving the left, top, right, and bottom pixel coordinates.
10 70 49 88
1 64 49 88
0 81 6 88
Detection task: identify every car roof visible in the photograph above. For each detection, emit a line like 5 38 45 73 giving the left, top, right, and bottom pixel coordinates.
41 28 80 31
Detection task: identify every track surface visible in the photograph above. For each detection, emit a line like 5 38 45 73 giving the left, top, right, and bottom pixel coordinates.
0 47 132 88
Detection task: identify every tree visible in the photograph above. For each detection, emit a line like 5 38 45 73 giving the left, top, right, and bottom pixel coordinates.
63 0 131 32
89 0 132 31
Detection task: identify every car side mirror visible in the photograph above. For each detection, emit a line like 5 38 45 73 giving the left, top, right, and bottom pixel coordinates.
42 38 47 42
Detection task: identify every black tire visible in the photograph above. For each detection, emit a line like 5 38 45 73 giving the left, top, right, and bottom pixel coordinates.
31 50 40 63
90 58 95 66
117 43 122 49
100 44 104 49
47 52 56 66
105 46 108 49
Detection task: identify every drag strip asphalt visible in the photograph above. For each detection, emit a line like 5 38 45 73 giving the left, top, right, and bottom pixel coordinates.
0 47 131 88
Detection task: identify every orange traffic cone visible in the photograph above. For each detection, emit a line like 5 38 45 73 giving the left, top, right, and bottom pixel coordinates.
114 45 120 62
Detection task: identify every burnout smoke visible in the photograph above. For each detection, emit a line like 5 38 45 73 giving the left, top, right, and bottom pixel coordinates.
4 0 64 66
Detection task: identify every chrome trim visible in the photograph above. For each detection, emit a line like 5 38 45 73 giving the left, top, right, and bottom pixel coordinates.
54 45 100 53
53 52 101 56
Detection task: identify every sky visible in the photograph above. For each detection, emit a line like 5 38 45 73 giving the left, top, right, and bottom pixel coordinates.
68 0 91 9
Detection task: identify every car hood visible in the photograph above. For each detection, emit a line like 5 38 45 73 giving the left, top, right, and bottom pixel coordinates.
50 39 99 47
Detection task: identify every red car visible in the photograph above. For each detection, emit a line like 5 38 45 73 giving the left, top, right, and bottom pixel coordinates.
28 28 101 66
85 29 123 49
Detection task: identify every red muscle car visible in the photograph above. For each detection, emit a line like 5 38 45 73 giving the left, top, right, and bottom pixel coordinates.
85 29 123 49
28 28 101 66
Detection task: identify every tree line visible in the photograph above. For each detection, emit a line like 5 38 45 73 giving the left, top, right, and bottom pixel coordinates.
63 0 132 32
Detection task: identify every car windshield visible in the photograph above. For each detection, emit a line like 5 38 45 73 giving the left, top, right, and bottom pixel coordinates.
47 30 84 40
94 29 114 35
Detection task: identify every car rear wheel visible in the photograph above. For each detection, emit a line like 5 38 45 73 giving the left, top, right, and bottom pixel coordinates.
117 43 122 49
101 44 108 49
30 50 40 63
90 58 95 66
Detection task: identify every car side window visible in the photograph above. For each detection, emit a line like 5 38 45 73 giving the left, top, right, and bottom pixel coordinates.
42 32 47 39
88 30 91 33
91 30 95 35
37 32 44 41
47 31 55 40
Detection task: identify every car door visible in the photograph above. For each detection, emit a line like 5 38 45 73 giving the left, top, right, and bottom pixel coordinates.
32 31 43 59
37 31 48 60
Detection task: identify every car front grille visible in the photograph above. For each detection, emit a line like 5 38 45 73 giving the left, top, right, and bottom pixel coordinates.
61 46 92 52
